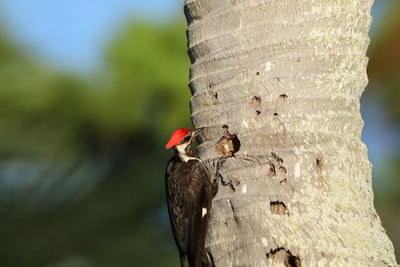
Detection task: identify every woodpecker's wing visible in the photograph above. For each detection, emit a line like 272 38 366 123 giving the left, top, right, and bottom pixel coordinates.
165 156 213 266
186 165 214 267
165 156 191 255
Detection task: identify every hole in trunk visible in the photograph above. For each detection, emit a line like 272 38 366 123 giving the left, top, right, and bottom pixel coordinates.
316 157 322 169
279 94 288 100
278 166 287 176
285 251 301 267
267 248 301 267
270 201 286 215
250 96 261 106
267 164 276 177
215 125 240 157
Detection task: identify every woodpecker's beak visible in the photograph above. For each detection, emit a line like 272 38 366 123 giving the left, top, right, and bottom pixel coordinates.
193 127 204 137
189 127 203 144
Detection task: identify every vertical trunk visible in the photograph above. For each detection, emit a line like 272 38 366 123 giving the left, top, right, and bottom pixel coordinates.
185 0 397 266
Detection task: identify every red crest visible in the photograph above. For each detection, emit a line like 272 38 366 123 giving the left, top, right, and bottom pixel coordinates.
165 128 192 149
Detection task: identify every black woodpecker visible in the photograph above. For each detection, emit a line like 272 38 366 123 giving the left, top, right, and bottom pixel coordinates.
165 128 216 267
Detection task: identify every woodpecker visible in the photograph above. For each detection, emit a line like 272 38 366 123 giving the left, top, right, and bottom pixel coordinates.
165 128 216 267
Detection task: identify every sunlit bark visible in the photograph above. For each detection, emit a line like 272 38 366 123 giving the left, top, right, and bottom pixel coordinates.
185 0 397 266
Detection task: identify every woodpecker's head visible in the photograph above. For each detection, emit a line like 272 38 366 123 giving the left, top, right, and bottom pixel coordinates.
166 128 203 160
166 128 195 150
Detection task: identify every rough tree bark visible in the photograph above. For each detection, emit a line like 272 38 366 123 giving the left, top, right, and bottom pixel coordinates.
184 0 397 266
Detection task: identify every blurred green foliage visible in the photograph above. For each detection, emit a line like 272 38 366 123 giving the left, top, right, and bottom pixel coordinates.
0 19 191 267
368 2 400 123
373 157 400 263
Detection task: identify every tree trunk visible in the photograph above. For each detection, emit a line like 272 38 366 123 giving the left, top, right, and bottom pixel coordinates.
185 0 397 266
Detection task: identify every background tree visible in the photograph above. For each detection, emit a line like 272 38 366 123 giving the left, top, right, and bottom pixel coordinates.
185 0 397 265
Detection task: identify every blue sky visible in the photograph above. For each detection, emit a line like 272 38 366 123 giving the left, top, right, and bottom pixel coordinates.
0 0 397 168
0 0 182 70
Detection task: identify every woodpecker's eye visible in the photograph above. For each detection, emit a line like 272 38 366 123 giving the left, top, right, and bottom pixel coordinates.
181 134 192 144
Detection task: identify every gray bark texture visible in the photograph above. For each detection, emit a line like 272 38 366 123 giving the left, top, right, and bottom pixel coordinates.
184 0 398 266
